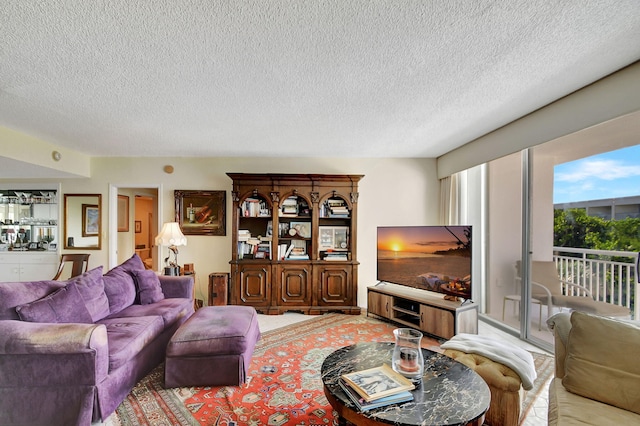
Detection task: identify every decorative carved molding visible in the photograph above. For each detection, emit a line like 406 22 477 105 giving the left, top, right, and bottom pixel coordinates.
270 191 280 203
310 192 319 203
231 191 239 202
350 192 359 204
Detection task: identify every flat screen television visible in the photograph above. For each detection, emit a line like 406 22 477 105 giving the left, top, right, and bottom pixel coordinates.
376 225 472 299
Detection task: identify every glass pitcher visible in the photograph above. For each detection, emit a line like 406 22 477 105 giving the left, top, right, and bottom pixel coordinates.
391 328 424 382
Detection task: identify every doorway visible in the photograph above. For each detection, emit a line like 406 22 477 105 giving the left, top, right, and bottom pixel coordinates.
133 195 155 268
108 184 164 270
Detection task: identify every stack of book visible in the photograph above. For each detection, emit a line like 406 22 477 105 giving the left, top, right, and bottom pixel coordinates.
321 250 349 261
280 197 299 217
238 229 251 241
241 198 269 217
339 364 414 412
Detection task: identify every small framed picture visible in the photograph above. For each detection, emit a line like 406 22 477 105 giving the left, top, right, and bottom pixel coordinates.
82 204 100 237
290 221 311 238
135 220 142 233
48 243 57 251
278 222 290 237
28 242 39 250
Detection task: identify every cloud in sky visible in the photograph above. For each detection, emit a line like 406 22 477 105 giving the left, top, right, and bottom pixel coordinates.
554 145 640 204
555 159 640 182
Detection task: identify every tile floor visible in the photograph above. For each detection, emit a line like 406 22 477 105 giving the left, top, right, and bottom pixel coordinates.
257 312 551 426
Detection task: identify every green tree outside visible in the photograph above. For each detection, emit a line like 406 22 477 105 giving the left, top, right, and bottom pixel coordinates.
554 208 640 253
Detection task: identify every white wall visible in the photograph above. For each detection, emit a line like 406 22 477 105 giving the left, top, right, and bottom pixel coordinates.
487 152 523 315
53 156 439 308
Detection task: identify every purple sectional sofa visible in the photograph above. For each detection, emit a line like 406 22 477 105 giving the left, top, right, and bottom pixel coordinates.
0 254 195 426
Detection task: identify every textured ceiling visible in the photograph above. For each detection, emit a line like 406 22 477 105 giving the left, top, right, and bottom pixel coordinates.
1 1 639 159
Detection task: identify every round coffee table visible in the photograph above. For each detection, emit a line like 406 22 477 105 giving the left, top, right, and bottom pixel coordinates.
321 342 490 426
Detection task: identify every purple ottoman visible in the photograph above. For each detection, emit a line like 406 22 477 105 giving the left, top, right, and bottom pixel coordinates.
164 305 261 387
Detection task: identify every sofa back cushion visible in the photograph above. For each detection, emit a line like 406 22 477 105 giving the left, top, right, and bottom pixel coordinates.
15 282 94 324
130 270 165 304
563 311 640 415
119 253 146 271
70 266 110 322
102 254 145 314
0 280 66 320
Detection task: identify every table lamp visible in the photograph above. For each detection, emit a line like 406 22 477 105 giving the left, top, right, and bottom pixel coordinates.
155 222 187 276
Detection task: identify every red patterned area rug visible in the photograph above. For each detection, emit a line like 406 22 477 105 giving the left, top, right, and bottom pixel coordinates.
111 313 552 426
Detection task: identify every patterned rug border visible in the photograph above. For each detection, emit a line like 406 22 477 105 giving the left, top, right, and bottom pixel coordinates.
112 313 554 426
519 351 555 425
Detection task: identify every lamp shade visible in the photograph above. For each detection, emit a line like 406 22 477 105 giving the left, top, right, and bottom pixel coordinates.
155 222 187 247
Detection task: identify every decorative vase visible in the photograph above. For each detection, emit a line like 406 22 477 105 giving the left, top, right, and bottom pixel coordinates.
391 328 424 382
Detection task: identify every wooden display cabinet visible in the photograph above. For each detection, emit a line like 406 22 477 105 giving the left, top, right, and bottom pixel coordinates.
228 173 363 315
237 263 272 308
315 263 355 308
276 263 312 307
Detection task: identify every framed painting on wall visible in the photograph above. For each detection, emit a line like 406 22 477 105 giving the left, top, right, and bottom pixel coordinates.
174 190 226 236
82 204 100 237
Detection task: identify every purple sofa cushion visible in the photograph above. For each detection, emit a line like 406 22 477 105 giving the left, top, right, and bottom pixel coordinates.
15 282 94 324
97 315 164 371
0 280 66 320
103 254 145 314
70 266 110 322
118 253 146 272
130 270 165 304
106 298 193 328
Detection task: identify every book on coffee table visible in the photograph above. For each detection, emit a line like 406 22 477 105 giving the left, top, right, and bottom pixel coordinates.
338 379 413 412
341 364 415 402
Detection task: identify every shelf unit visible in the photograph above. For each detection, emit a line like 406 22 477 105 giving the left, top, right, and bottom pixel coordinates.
0 189 59 251
0 187 60 281
228 173 363 315
367 282 478 340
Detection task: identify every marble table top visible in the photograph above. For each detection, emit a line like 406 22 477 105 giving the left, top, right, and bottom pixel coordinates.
321 342 491 426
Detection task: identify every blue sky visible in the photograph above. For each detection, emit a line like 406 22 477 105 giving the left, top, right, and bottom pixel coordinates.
554 144 640 204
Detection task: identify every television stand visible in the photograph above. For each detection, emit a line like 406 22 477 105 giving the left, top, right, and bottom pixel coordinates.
367 282 478 340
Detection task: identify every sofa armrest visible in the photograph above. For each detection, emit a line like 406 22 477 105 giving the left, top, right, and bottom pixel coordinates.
159 275 194 299
0 320 109 386
546 312 572 378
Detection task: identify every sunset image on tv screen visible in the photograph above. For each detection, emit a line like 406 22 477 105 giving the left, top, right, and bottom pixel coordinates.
377 226 471 296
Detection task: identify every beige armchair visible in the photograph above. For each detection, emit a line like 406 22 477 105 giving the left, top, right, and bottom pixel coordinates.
515 260 630 320
546 312 640 425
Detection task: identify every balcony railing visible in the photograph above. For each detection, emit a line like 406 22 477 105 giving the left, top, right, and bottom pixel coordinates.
553 247 639 320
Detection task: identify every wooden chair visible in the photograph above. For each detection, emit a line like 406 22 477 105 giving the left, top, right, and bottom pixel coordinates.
52 253 91 280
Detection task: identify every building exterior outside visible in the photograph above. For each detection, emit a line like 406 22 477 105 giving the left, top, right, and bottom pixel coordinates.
554 195 640 220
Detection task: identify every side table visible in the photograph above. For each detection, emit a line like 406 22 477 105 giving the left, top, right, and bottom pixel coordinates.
208 272 229 306
180 270 199 310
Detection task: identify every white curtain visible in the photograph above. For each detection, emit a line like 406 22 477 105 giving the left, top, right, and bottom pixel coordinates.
439 174 459 225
